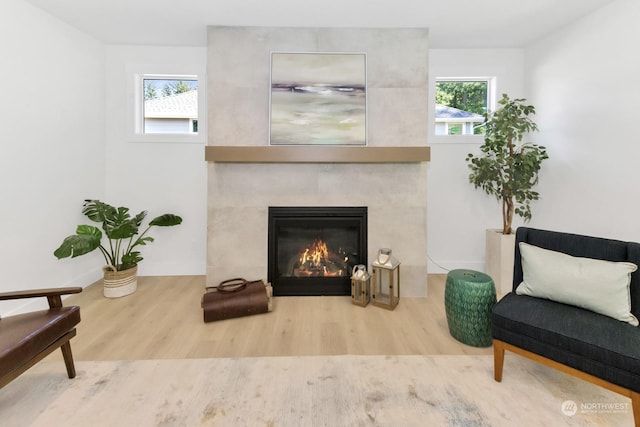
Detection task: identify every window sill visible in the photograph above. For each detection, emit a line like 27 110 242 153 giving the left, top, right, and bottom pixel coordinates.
430 134 484 144
128 133 205 144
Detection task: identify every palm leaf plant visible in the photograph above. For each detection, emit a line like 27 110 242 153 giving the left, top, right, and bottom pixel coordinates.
54 199 182 271
466 94 548 234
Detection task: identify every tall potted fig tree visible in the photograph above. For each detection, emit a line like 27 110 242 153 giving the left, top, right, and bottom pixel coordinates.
466 94 548 293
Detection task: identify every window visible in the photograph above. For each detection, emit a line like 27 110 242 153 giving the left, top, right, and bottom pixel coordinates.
142 76 198 134
128 70 205 143
446 123 462 135
435 78 493 136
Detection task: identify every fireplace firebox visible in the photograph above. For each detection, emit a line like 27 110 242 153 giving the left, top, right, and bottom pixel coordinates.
268 207 367 296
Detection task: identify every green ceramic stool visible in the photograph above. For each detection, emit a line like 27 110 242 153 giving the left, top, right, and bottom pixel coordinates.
445 269 497 347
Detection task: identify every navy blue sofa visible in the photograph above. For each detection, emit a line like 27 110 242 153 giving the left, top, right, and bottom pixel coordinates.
492 227 639 425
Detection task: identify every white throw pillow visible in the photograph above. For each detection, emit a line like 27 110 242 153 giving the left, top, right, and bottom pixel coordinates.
515 242 639 326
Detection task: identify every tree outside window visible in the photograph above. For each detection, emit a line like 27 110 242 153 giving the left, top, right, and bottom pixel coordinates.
436 80 490 135
144 79 197 100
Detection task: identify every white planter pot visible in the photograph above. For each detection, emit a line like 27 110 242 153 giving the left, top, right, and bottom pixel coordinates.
485 229 516 296
102 265 138 298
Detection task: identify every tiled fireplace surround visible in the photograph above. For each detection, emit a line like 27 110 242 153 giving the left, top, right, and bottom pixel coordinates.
206 26 430 296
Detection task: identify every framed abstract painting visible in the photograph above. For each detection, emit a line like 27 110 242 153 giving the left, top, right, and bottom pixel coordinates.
270 52 367 146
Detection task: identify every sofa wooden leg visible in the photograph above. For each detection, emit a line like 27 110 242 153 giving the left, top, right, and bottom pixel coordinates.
60 342 76 379
631 391 639 427
493 339 504 382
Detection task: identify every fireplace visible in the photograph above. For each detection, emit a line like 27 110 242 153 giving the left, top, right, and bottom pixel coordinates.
268 206 367 296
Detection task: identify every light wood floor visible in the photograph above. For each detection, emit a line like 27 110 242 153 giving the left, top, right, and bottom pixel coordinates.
57 274 492 361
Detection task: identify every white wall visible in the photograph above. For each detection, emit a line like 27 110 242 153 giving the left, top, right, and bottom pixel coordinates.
0 0 105 314
525 0 640 243
105 46 207 276
427 49 525 273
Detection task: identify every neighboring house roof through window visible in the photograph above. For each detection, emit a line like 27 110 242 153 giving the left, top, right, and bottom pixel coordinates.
435 104 484 123
145 89 198 119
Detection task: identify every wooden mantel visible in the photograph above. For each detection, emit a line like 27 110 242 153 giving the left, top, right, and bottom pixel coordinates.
205 146 430 163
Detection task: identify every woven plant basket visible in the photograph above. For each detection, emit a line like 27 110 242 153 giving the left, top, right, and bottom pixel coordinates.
102 265 138 298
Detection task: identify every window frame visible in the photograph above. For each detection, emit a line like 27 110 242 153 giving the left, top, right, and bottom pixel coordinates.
431 76 496 143
127 70 206 144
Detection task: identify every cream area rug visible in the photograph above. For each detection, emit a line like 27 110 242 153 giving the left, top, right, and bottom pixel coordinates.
1 355 633 427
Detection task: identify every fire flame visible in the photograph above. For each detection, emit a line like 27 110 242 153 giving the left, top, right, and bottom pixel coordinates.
294 239 346 277
299 239 330 267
